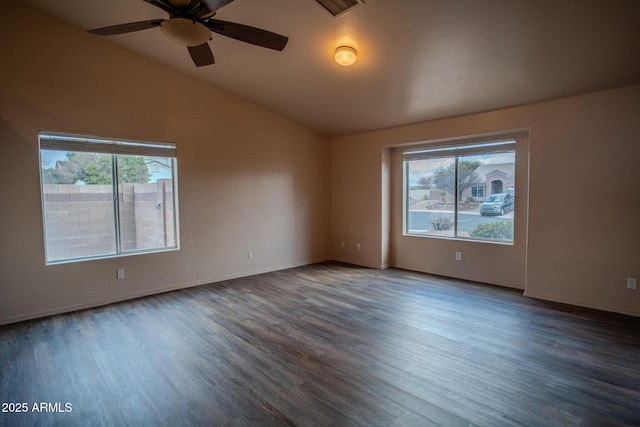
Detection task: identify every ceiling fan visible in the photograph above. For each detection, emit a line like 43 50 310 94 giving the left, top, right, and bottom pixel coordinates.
87 0 289 66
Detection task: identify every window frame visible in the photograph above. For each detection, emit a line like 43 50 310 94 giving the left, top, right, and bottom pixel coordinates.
38 131 180 265
403 138 516 244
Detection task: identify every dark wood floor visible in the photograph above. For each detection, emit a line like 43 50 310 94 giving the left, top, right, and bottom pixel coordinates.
1 262 639 426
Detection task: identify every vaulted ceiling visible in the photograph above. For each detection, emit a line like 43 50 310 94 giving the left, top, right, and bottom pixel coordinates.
19 0 640 136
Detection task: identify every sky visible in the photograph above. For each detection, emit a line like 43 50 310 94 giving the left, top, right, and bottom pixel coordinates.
40 150 68 169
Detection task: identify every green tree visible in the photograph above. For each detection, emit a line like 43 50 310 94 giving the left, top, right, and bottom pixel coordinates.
43 153 149 185
115 156 150 184
42 167 63 184
432 164 455 196
79 154 112 184
432 160 481 201
417 176 432 189
458 160 481 200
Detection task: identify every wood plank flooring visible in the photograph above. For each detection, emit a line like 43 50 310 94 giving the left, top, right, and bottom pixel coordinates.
1 262 639 426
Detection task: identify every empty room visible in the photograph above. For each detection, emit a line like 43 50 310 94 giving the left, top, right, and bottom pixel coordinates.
1 0 639 425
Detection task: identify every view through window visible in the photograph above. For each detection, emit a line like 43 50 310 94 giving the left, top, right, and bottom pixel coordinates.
404 139 516 243
39 132 179 263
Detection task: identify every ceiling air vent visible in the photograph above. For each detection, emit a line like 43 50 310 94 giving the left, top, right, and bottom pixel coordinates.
315 0 363 17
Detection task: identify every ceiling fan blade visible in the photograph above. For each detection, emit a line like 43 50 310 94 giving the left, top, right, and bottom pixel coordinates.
188 43 215 66
88 19 164 36
205 19 288 51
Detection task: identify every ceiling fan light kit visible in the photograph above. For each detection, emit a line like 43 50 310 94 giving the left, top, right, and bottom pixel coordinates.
87 0 289 67
160 18 211 46
335 46 357 66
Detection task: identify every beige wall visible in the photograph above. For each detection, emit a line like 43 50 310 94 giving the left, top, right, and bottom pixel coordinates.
0 2 331 324
332 85 640 317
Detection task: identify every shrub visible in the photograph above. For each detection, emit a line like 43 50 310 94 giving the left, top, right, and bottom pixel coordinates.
470 221 513 240
431 214 453 231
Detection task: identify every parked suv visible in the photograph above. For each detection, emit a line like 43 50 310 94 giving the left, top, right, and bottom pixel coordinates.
480 193 513 216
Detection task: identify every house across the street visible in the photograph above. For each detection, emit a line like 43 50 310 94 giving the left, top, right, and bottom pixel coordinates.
463 163 515 201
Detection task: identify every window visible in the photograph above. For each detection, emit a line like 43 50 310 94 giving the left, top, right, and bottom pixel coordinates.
404 139 515 243
39 132 179 264
471 186 485 198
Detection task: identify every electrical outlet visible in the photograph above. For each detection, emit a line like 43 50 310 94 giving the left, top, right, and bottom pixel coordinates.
117 269 125 279
455 251 462 261
356 243 361 250
341 241 345 248
248 250 253 260
627 277 637 290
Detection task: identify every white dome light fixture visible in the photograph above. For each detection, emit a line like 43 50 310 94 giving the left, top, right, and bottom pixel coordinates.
334 46 357 66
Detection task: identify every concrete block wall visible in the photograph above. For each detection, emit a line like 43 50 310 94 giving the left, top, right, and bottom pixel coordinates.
42 181 174 262
131 181 175 250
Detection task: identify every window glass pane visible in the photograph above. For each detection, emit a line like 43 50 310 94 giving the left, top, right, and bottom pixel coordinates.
40 133 179 264
404 141 516 243
118 155 176 252
41 150 116 262
458 152 515 242
407 157 455 237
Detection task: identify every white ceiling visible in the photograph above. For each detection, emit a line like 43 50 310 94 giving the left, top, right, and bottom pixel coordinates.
20 0 640 137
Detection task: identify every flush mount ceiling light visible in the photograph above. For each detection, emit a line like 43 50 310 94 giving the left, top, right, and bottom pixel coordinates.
335 46 357 66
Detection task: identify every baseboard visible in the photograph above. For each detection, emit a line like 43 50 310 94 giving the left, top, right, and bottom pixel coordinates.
523 291 640 318
331 256 388 270
392 262 525 291
0 256 332 326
